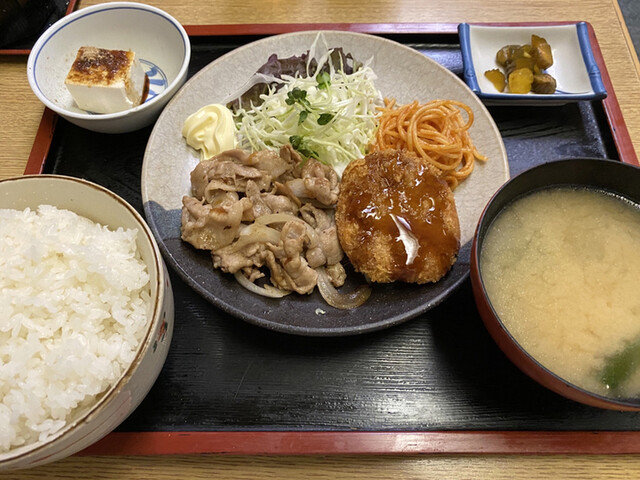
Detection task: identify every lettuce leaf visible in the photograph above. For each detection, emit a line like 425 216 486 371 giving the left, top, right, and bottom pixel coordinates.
227 47 361 113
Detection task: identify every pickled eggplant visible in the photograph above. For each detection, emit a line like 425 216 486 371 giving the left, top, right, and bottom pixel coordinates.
496 45 519 67
532 73 557 94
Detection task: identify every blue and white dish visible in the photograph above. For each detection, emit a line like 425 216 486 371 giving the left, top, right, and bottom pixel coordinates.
458 22 607 105
27 2 190 134
140 59 169 101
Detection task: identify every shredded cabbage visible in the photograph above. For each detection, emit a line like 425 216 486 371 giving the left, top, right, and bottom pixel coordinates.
232 45 382 177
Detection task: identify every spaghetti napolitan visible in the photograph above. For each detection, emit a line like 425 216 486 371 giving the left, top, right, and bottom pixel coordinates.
372 98 488 189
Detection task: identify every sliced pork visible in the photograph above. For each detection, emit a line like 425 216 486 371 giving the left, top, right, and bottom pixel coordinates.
181 144 346 297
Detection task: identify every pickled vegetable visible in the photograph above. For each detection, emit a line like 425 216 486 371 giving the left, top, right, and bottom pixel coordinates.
508 68 534 94
484 34 556 94
496 45 519 67
532 73 557 94
484 69 506 92
531 34 553 69
505 51 536 77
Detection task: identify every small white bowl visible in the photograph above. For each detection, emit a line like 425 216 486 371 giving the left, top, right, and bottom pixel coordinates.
458 22 607 105
0 175 174 470
27 2 190 133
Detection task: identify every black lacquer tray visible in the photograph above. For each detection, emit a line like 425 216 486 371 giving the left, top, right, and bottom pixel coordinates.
0 0 76 54
28 23 640 455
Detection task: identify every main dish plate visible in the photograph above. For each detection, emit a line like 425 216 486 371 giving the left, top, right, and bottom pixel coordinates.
141 31 509 336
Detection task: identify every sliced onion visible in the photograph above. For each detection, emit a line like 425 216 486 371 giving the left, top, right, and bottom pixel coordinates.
316 266 371 309
234 271 291 298
255 213 320 247
231 223 281 252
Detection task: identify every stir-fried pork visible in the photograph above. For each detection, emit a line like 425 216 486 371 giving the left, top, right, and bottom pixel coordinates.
299 204 343 266
181 193 251 251
285 158 340 207
245 180 300 220
181 144 345 296
265 221 318 294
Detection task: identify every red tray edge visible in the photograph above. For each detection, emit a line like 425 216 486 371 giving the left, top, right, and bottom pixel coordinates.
78 430 640 456
22 21 640 456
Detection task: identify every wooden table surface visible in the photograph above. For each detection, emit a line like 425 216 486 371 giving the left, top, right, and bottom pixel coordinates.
2 0 640 477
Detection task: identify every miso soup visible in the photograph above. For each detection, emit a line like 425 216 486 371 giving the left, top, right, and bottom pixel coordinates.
480 186 640 398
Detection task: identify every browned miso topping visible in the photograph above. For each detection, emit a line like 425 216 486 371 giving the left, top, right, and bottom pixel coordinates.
141 74 150 103
67 47 132 85
342 150 459 282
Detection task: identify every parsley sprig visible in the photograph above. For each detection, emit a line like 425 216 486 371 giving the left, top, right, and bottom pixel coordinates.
316 71 331 90
289 135 319 160
285 86 334 127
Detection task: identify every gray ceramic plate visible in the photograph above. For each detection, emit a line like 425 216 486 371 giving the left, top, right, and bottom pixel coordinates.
141 31 509 336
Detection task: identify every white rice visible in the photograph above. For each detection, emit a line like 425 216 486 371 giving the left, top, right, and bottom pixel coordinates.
0 205 150 453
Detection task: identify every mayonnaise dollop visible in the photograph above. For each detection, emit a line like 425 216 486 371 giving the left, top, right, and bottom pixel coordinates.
182 104 237 160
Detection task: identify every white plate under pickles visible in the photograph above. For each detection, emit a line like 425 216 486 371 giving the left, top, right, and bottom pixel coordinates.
459 22 608 106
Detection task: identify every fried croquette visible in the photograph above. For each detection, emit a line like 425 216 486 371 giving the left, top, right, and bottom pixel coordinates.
335 149 460 284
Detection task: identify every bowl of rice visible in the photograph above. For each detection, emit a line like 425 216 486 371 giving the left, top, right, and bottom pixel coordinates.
0 174 174 470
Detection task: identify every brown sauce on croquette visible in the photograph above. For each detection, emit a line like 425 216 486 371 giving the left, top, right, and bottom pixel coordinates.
337 150 460 284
